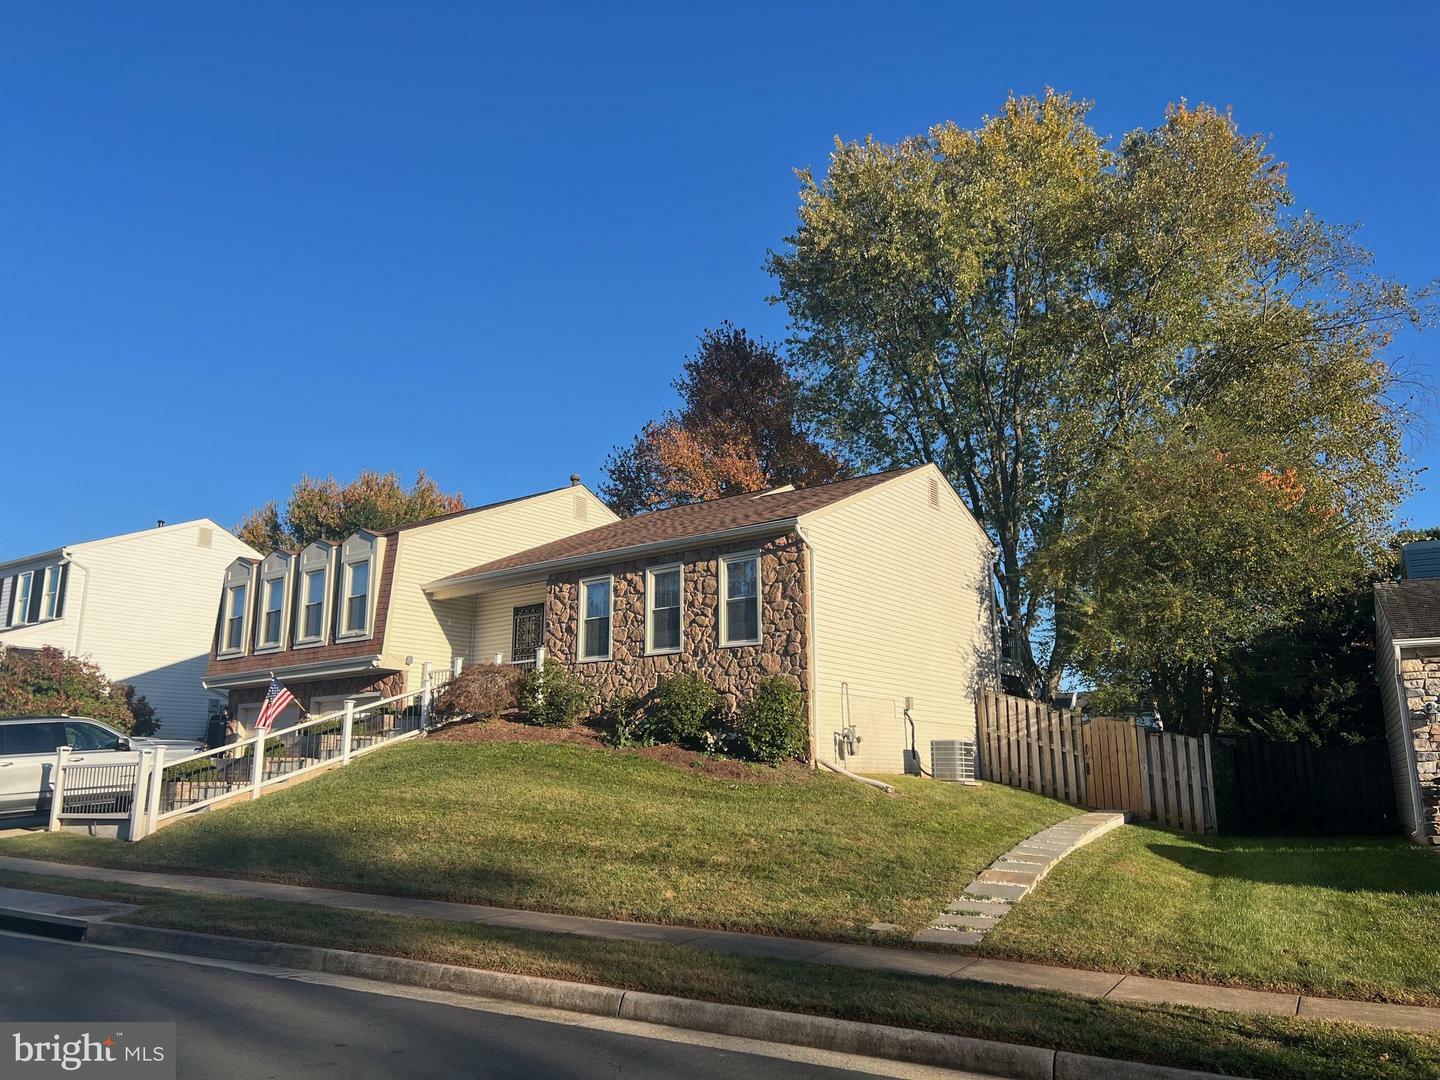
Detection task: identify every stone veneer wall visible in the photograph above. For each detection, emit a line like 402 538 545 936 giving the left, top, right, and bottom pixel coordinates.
545 533 809 708
1399 653 1440 844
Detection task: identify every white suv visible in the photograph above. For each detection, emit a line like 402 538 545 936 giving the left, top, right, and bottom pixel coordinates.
0 716 204 818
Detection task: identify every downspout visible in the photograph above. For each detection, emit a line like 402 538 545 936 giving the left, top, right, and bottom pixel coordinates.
65 553 92 657
1393 641 1427 842
818 758 896 794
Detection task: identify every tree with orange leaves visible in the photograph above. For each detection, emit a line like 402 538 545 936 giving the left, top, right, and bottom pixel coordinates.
600 325 843 515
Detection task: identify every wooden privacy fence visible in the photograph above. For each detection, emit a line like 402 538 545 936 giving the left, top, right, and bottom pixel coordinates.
1209 737 1397 835
976 692 1218 834
976 692 1087 806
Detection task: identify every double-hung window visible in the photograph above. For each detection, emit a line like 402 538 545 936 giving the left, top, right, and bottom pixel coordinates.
719 554 760 647
10 571 34 626
260 576 285 647
645 565 683 654
301 569 326 640
344 560 370 634
295 542 333 645
40 566 62 620
578 576 612 661
224 583 248 652
337 533 377 639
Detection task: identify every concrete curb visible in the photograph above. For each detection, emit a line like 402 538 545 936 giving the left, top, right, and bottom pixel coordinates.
79 922 1241 1080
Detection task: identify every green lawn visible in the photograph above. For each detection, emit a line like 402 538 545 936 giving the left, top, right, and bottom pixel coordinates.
2 869 1434 1080
982 825 1440 1006
0 740 1074 941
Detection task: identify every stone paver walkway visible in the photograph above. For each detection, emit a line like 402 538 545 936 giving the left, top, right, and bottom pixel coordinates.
1 854 1437 1035
916 812 1127 947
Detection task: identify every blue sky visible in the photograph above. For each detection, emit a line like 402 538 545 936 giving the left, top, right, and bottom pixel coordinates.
2 2 1435 556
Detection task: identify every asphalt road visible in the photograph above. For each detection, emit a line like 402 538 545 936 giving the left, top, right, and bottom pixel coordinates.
0 932 977 1080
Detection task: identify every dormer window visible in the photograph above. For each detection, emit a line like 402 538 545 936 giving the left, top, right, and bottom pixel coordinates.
225 584 248 651
255 552 293 652
337 533 378 639
218 560 255 657
295 542 334 646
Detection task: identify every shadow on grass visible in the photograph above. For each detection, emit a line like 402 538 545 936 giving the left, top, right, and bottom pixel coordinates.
124 820 549 908
1145 834 1440 896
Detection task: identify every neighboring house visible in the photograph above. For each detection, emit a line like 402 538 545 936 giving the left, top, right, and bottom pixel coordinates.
0 520 260 738
1374 541 1440 845
429 465 996 774
203 482 618 730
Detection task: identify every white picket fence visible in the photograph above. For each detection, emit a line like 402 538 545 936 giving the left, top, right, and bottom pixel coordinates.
47 661 459 841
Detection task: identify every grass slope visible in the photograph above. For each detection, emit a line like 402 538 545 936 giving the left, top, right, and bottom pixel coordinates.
2 869 1436 1080
983 825 1440 1006
0 740 1074 940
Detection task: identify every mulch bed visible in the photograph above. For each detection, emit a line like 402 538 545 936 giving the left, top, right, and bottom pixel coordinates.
427 717 807 782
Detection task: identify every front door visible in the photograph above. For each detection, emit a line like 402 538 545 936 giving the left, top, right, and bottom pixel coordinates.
511 603 544 663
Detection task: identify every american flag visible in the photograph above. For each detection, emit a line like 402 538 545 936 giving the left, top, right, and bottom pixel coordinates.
254 676 296 732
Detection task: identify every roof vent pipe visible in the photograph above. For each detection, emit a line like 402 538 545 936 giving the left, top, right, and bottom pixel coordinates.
570 474 581 487
156 519 166 528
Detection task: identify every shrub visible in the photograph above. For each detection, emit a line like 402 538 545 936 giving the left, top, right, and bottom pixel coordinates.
0 646 144 732
433 662 522 722
646 672 723 749
737 676 806 763
518 659 593 727
123 685 161 736
599 690 646 747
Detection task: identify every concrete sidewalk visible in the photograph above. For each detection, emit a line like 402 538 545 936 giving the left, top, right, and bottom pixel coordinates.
2 854 1437 1035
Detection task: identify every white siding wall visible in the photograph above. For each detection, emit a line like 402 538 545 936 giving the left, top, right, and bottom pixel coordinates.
472 582 548 663
800 465 994 775
3 522 256 738
383 487 615 689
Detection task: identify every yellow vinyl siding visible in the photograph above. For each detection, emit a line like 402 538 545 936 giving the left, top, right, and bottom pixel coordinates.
800 464 993 775
472 581 548 662
382 487 616 689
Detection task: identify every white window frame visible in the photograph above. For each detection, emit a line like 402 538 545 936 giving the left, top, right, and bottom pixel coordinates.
718 552 762 648
295 542 334 647
40 565 63 621
577 574 613 662
337 534 379 641
218 560 255 658
644 563 684 656
10 570 34 626
223 583 249 655
255 554 292 652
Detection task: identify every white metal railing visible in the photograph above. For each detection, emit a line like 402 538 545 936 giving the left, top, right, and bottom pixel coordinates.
48 663 455 840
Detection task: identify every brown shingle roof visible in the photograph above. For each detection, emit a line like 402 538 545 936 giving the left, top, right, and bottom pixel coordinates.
435 468 922 585
1376 579 1440 641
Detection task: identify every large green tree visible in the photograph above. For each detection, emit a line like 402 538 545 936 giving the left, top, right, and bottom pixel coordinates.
770 91 1428 713
236 469 464 553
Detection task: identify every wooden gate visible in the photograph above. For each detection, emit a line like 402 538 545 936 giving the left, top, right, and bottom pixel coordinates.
1082 718 1143 812
976 691 1218 833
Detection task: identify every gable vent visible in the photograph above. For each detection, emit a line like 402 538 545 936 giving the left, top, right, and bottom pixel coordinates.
573 494 588 521
197 527 213 548
928 477 940 509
